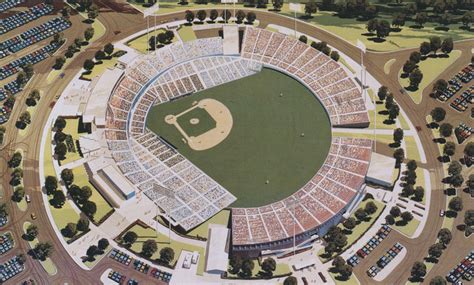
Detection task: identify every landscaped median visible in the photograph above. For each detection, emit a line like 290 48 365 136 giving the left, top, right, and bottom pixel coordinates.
22 222 57 276
329 270 360 285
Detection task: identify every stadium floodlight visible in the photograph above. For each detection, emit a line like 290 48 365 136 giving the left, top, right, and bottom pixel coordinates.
289 3 302 38
144 3 160 55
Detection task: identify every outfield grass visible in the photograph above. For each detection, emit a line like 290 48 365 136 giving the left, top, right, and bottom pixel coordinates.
147 68 332 207
187 209 230 239
399 50 462 104
125 224 206 275
393 218 420 237
71 165 113 223
127 29 174 54
177 26 197 42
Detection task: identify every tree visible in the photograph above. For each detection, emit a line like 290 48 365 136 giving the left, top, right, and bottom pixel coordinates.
415 12 428 27
159 247 174 264
74 37 83 47
325 241 337 254
393 128 404 143
98 238 109 251
8 152 22 168
221 10 232 22
403 60 417 74
332 256 346 271
448 161 462 176
339 264 353 279
246 12 257 24
429 36 442 55
16 71 27 86
437 228 452 246
443 142 456 158
390 206 401 217
77 218 90 232
141 239 157 257
439 12 450 28
392 13 405 29
448 197 463 212
82 201 97 218
157 32 168 45
367 19 378 34
365 201 378 215
330 51 340 61
241 259 255 277
464 210 474 227
84 27 95 42
343 217 356 231
401 211 413 222
103 43 114 57
123 231 138 245
411 261 427 279
407 160 417 171
87 5 99 21
388 103 400 121
304 1 318 17
409 51 421 64
409 69 423 89
19 111 31 125
420 41 431 57
78 186 92 203
375 20 391 39
235 10 246 23
299 35 308 44
61 6 71 18
377 86 388 101
441 37 453 55
430 107 446 122
86 245 99 258
355 208 368 221
52 190 66 208
95 50 106 61
54 142 67 161
261 257 276 276
54 56 66 70
430 276 447 285
26 224 39 239
439 123 453 138
385 214 395 225
393 148 405 166
402 184 415 197
0 203 7 218
83 59 95 72
209 9 218 22
195 10 206 23
464 142 474 159
461 11 472 28
428 243 444 259
272 0 283 10
283 276 298 285
229 256 242 274
63 222 77 237
414 186 424 201
34 242 53 260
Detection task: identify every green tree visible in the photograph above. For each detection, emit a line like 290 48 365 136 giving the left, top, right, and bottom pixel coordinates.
78 186 92 203
430 276 447 285
415 12 428 27
410 261 427 280
441 37 453 55
8 152 22 168
403 60 417 74
385 214 395 225
141 239 158 257
272 0 283 10
390 206 401 217
196 10 206 23
409 69 423 89
83 59 95 72
123 231 138 245
430 107 446 122
464 210 474 227
12 187 25 202
283 276 298 285
388 103 400 121
261 257 276 276
437 228 452 246
82 200 97 218
209 9 218 22
393 148 405 166
448 197 463 212
159 247 174 264
77 218 90 231
86 245 99 258
429 36 442 55
409 51 421 64
87 5 99 21
33 242 53 260
439 123 453 138
63 222 77 237
428 243 444 259
184 10 194 24
305 1 318 17
393 128 404 143
420 41 431 57
241 259 255 277
377 86 388 101
84 27 95 42
365 201 378 215
401 211 413 222
461 11 472 28
407 160 417 171
235 10 246 23
375 20 391 39
343 217 356 231
0 203 8 218
246 12 257 24
54 142 67 161
330 51 340 61
104 43 114 57
26 224 39 240
414 186 424 201
355 208 368 221
98 238 109 251
443 142 456 159
52 190 66 208
229 256 242 274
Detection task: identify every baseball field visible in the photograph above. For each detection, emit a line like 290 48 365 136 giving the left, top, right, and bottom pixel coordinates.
146 68 332 207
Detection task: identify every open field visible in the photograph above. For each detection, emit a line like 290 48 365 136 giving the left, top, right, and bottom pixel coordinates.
125 224 206 275
393 218 421 237
399 50 462 104
71 165 113 223
147 68 332 207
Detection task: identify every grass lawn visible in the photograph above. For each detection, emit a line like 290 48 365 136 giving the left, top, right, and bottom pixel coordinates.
82 51 120 81
393 218 420 237
399 50 462 104
90 19 105 43
23 222 58 276
177 26 197 42
367 90 409 131
17 198 27 212
147 68 332 207
329 271 360 285
413 167 426 205
319 198 385 262
71 165 113 223
61 118 83 165
44 128 81 239
127 29 172 54
384 59 396 75
441 216 455 231
405 136 421 162
187 209 230 239
125 224 206 275
83 245 112 269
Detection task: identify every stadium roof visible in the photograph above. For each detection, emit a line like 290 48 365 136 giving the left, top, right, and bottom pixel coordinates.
366 152 396 187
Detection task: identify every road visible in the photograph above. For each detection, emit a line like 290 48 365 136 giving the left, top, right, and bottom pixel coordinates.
0 1 472 284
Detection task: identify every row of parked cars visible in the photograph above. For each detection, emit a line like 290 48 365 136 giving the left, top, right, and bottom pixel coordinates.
0 3 53 35
367 242 405 278
109 248 173 283
0 233 14 255
446 250 473 284
347 225 392 267
436 64 473 103
450 86 473 112
0 255 25 283
0 17 71 58
0 41 60 80
0 0 23 13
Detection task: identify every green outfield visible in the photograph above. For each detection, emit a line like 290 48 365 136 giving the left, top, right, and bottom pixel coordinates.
146 68 332 207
